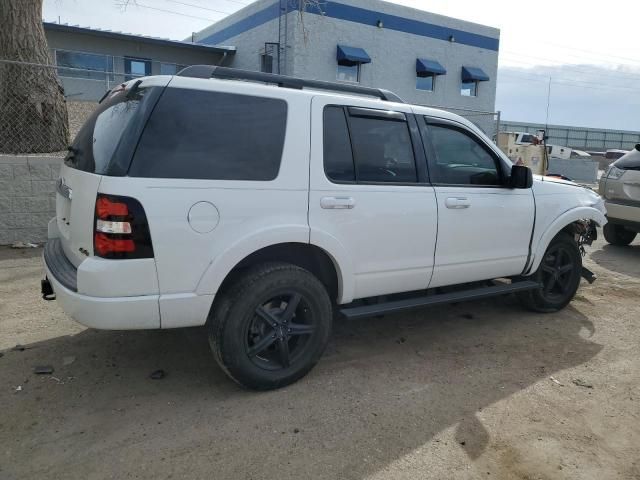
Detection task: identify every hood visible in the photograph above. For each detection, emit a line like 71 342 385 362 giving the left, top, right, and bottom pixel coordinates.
533 174 581 187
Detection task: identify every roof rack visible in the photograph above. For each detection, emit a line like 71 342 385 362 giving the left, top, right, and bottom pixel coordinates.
177 65 405 103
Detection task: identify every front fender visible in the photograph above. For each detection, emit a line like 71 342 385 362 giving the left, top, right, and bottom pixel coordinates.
527 206 607 274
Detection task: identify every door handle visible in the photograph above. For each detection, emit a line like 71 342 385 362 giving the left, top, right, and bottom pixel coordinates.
320 196 356 210
445 197 471 209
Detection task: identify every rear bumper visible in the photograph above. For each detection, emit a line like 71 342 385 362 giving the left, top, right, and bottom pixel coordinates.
43 239 161 330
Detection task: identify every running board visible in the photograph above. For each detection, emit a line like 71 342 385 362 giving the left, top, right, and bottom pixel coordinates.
340 280 542 320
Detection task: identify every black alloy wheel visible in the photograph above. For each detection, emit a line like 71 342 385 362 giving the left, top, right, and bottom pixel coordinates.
208 262 332 390
248 293 316 370
517 233 582 313
539 243 578 303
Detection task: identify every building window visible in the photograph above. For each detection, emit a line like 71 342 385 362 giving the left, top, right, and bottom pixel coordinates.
260 54 274 73
124 57 151 81
416 74 435 92
461 80 478 97
337 64 360 83
55 50 113 80
160 63 177 75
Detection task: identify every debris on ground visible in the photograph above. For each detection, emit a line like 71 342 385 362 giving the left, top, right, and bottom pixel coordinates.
11 241 39 249
14 385 23 393
12 345 26 352
550 376 564 386
572 379 594 389
397 337 407 344
461 313 474 320
150 369 166 380
63 356 76 366
0 352 4 358
34 366 54 375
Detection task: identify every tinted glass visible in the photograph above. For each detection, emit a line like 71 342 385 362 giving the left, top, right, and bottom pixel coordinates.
160 63 177 75
65 87 156 174
323 107 355 182
56 50 113 80
428 123 501 185
337 64 359 83
461 80 477 97
129 88 287 181
349 114 417 183
416 74 434 91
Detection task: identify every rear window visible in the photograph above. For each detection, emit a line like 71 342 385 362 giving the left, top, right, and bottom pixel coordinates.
65 86 159 175
128 88 288 181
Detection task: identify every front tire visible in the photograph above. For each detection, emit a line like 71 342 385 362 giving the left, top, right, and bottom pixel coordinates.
208 262 332 390
603 223 637 246
518 233 583 313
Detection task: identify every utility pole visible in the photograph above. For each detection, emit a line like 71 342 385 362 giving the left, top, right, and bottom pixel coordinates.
545 76 552 130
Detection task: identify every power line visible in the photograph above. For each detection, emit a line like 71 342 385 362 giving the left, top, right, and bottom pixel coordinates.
500 52 640 82
161 0 237 16
498 71 640 94
539 40 640 67
131 2 225 23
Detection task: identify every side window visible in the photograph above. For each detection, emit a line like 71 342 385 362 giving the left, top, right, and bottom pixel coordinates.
427 121 501 186
348 110 417 183
129 89 287 181
323 107 355 182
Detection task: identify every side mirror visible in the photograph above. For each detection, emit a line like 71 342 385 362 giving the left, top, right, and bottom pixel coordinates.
510 165 533 189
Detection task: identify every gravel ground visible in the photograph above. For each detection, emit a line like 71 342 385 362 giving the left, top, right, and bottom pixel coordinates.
1 235 639 480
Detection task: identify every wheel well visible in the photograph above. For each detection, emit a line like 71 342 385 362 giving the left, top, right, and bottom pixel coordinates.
218 243 340 302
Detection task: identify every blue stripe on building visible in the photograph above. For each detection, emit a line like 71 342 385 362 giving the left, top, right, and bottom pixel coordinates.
200 1 499 52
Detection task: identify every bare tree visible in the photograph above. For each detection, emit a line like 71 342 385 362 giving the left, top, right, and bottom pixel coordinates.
295 0 325 44
0 0 70 153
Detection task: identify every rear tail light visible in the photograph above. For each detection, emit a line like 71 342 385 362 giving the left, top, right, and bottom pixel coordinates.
94 194 153 259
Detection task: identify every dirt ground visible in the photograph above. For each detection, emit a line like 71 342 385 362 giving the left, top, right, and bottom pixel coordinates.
1 235 639 480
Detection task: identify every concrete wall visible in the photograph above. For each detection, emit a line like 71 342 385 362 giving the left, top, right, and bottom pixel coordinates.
195 0 499 119
194 0 292 74
0 156 61 245
548 158 599 184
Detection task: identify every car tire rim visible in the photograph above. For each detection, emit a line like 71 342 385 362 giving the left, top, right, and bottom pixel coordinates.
540 245 576 302
245 292 316 371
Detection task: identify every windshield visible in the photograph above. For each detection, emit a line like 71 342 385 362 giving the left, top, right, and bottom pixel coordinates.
64 86 160 175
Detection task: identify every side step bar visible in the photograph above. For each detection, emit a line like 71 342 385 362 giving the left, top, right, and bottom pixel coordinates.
340 280 541 320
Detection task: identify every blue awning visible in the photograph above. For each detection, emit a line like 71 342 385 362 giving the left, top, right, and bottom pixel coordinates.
462 66 490 82
416 58 446 76
337 45 372 66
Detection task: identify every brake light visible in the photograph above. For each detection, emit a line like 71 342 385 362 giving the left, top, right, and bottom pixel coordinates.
94 194 153 259
96 197 129 219
95 233 135 255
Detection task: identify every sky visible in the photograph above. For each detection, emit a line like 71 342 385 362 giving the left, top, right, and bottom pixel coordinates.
43 0 640 130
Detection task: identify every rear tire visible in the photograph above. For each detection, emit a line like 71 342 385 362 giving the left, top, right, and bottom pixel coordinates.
208 262 332 390
603 223 637 246
518 233 583 313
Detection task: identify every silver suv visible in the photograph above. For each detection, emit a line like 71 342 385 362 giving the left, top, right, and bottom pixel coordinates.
600 145 640 245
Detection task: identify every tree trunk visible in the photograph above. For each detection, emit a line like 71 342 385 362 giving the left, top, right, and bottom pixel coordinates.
0 0 69 153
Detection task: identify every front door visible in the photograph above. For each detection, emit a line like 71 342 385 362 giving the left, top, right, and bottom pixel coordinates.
418 116 535 288
308 96 438 304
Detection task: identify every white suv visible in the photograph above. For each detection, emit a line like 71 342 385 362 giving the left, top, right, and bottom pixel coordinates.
42 67 606 390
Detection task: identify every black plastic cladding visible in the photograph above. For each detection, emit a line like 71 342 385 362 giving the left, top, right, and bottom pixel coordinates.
94 194 154 260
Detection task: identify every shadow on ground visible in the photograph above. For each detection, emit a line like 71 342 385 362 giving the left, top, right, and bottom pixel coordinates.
591 243 640 279
0 296 602 479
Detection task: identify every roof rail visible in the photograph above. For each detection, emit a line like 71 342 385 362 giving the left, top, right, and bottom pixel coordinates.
177 65 405 103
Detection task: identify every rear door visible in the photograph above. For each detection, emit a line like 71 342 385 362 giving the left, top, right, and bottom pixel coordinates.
57 80 166 267
419 116 535 288
309 96 438 303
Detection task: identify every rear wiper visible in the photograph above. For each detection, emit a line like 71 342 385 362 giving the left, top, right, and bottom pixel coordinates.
126 80 143 99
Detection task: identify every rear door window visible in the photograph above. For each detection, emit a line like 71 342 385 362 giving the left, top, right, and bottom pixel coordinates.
129 88 288 181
